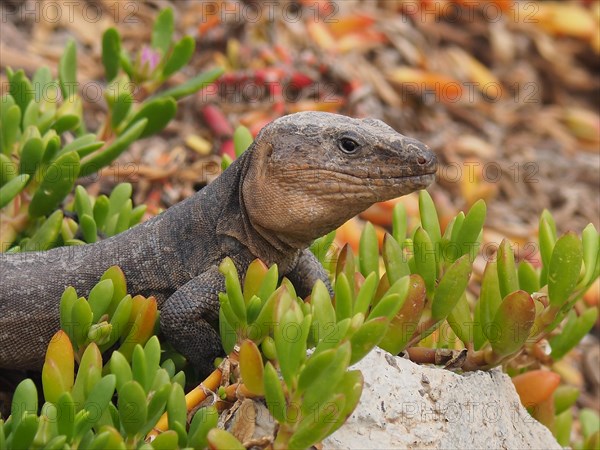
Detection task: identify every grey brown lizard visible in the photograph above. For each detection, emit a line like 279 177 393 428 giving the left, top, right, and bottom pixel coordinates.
0 112 437 374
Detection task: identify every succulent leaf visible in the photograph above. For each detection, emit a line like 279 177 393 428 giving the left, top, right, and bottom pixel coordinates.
233 125 253 157
263 362 286 423
413 227 436 296
206 429 245 450
219 257 247 323
242 259 269 303
548 232 583 309
431 255 471 321
19 135 44 176
451 199 486 261
518 261 540 294
8 69 34 114
290 393 346 449
152 8 174 55
554 385 580 415
239 339 265 396
58 40 77 100
1 104 21 155
581 223 599 285
446 292 472 345
188 406 219 450
497 239 519 300
392 202 407 243
111 91 133 131
166 383 187 432
151 430 179 449
297 347 336 395
125 97 176 139
334 272 353 321
419 190 441 260
349 317 389 364
0 173 29 208
490 290 535 358
118 380 148 437
29 151 80 217
118 296 158 360
378 274 426 354
512 370 560 408
301 341 351 415
88 279 114 322
154 68 224 100
11 379 38 431
102 28 121 82
56 392 76 442
353 271 378 317
550 307 598 360
310 229 336 266
71 343 103 405
162 36 195 78
383 233 410 284
310 279 337 345
79 119 147 177
359 222 380 278
80 374 117 434
10 413 38 450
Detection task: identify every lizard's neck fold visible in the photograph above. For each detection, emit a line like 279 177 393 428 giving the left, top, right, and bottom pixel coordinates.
215 152 301 270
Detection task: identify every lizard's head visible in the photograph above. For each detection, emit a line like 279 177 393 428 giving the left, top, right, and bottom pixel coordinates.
242 112 437 247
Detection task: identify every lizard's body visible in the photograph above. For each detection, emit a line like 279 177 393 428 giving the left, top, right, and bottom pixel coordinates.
0 112 437 374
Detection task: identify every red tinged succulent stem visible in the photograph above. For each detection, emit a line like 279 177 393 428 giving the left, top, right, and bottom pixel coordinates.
512 370 561 408
249 117 274 137
405 346 493 371
202 104 233 137
289 72 313 89
268 82 285 115
220 139 235 158
148 362 226 438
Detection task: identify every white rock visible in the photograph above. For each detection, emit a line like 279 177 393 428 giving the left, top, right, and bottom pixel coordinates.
323 348 562 450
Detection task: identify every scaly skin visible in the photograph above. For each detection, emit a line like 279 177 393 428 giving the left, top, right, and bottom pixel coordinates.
0 112 437 375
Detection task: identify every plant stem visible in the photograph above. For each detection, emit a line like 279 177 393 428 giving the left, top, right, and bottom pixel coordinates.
147 366 223 439
405 346 493 372
0 205 29 251
273 424 294 450
405 317 439 348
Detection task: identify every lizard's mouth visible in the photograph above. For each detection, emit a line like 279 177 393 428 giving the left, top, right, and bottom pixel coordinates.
399 172 437 185
367 172 437 192
326 150 438 184
328 167 437 186
345 170 437 202
282 166 438 187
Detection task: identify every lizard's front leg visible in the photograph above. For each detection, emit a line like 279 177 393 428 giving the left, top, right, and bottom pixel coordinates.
160 266 225 377
285 248 333 298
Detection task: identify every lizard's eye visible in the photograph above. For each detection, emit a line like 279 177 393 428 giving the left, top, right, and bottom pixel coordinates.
339 138 360 154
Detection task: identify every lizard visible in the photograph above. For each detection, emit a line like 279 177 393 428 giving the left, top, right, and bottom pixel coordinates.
0 111 437 375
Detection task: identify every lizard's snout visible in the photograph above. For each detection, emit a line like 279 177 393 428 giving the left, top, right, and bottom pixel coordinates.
406 140 438 174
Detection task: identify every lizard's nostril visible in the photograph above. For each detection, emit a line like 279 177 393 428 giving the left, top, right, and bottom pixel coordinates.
417 155 427 165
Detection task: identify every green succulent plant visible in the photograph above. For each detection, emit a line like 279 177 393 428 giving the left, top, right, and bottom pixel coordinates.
0 267 214 450
187 199 599 448
309 192 599 374
2 196 597 449
208 256 407 449
1 335 199 449
0 7 223 253
57 265 159 362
